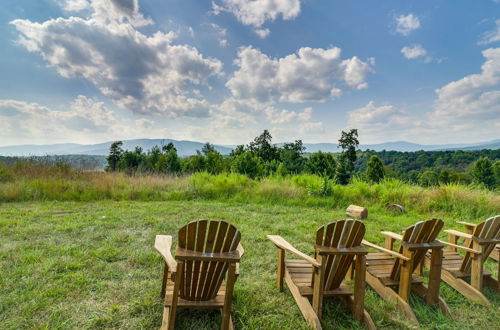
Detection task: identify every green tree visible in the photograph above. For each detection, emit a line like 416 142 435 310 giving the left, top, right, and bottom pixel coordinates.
366 155 385 183
280 140 305 174
334 155 351 185
182 154 206 173
156 149 181 174
335 129 359 184
419 170 439 187
161 142 176 153
305 151 336 178
438 169 450 185
248 130 279 163
471 157 495 189
205 150 224 174
493 160 500 187
201 142 216 156
119 147 145 173
338 129 359 169
231 151 263 178
230 145 246 158
105 141 123 171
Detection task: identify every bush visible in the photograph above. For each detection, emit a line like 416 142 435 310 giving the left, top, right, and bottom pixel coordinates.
231 151 263 179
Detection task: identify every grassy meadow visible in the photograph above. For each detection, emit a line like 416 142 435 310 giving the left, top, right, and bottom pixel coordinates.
1 163 499 329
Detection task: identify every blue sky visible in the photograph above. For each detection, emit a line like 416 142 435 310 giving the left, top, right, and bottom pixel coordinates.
0 0 499 146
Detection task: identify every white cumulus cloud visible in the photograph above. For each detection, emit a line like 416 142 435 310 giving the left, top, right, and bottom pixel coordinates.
395 14 420 36
226 46 374 104
57 0 90 12
347 49 500 143
433 47 500 121
212 0 301 27
401 44 427 59
255 28 270 38
11 1 223 118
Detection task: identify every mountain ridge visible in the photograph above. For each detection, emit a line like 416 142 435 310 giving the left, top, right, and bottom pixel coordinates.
0 138 498 156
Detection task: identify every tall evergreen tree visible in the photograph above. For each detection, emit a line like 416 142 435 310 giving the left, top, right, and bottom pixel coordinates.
366 155 385 183
105 141 123 172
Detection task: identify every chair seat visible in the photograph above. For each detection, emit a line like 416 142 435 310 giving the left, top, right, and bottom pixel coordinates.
436 251 491 278
366 252 423 286
163 272 226 308
285 259 353 296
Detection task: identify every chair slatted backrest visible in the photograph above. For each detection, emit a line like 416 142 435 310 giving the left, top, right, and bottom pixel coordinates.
460 215 500 273
177 219 241 301
390 218 444 280
314 219 365 290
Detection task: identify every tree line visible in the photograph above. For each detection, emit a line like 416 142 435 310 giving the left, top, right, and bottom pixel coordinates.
105 130 500 189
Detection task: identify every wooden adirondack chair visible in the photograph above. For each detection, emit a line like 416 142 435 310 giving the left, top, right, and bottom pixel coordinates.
452 218 500 262
267 219 376 330
362 218 450 323
154 220 244 330
424 215 500 306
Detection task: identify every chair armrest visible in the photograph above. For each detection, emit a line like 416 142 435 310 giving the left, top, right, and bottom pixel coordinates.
402 240 444 250
381 231 403 241
315 245 368 255
438 240 481 254
444 229 473 240
362 240 411 261
155 235 177 273
474 237 500 245
267 235 321 268
236 243 244 276
175 247 241 262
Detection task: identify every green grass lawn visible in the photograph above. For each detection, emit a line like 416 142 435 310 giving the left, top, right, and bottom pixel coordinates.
1 200 499 329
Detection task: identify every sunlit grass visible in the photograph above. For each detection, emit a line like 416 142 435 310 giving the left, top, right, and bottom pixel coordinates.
0 200 499 329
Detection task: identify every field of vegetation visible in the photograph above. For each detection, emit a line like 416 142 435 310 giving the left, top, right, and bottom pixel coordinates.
0 159 499 329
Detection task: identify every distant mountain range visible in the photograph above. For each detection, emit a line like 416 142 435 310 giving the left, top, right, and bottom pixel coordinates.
0 138 498 157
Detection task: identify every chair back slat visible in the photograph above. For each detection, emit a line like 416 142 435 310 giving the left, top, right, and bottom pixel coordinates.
460 216 500 273
177 220 240 301
390 218 443 280
314 219 365 290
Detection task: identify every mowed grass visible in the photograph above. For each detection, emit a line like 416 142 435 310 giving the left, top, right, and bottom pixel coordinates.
1 200 499 329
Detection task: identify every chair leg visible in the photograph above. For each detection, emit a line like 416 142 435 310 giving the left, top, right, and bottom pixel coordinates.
470 243 484 291
353 254 365 322
312 256 325 320
221 263 236 330
277 248 285 291
167 261 183 329
161 263 168 298
160 306 170 330
398 257 413 302
426 248 443 305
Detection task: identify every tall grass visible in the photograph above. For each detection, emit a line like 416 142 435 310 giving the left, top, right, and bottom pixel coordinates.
0 162 498 217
